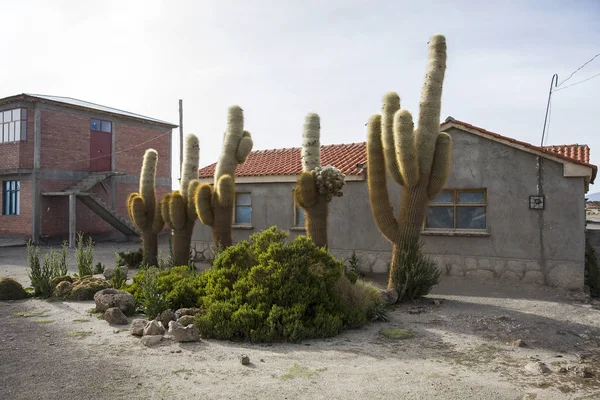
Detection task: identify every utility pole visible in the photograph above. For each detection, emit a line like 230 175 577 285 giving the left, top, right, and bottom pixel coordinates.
179 99 184 188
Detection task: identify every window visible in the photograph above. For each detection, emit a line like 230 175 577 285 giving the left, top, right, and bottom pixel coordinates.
425 189 487 230
294 204 306 228
2 180 20 216
0 108 27 143
234 193 252 225
90 118 112 133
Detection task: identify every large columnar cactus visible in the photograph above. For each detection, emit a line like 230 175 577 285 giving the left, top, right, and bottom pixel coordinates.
193 106 253 248
366 34 452 291
159 134 201 266
127 149 164 267
294 113 345 248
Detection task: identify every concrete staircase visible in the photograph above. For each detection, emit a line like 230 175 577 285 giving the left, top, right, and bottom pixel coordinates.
77 194 138 236
65 172 116 193
41 171 139 238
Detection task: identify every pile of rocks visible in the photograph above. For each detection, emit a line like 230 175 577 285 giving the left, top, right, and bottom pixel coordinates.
130 308 202 346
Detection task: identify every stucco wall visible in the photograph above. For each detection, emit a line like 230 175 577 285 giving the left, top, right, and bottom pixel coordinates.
192 128 588 290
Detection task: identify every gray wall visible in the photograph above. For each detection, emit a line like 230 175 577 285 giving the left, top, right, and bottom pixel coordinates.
192 128 587 290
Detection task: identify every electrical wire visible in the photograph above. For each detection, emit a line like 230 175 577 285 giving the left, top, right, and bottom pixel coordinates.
553 72 600 93
557 53 600 88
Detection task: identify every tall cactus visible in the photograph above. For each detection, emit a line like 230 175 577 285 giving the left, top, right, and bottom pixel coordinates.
127 149 164 267
366 34 452 291
294 113 345 248
193 106 253 248
159 134 201 266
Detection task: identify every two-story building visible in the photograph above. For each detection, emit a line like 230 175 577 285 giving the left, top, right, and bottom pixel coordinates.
0 93 176 245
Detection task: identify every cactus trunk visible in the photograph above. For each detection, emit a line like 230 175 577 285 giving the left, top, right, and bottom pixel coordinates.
305 197 328 248
171 225 194 266
212 202 234 248
141 230 158 267
387 185 430 288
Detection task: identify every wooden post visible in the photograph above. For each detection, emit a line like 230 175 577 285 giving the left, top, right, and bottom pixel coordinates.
69 194 76 248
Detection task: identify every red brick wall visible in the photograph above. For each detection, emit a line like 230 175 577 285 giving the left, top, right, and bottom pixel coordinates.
40 109 90 171
0 106 34 170
0 178 32 236
116 122 171 178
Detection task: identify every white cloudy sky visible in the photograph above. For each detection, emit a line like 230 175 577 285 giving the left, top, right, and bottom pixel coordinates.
1 1 599 188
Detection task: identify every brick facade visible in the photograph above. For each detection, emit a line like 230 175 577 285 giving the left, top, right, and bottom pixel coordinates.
0 95 175 240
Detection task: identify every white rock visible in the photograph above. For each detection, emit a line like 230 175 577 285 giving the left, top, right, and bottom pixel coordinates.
141 335 163 347
130 318 149 336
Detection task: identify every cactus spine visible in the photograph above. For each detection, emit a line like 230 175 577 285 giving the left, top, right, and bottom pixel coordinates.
366 34 452 291
159 134 200 267
294 113 345 248
127 149 164 267
193 106 253 249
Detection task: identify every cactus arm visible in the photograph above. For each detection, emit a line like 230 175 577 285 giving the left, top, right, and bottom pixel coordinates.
126 192 137 224
194 184 214 226
139 149 158 215
367 114 399 243
214 106 245 184
151 201 165 233
381 92 404 186
427 132 452 199
161 193 174 229
167 191 186 231
180 135 200 199
130 195 148 230
186 180 201 221
216 175 234 209
416 34 447 175
236 131 253 164
301 113 321 172
295 172 317 208
395 109 419 188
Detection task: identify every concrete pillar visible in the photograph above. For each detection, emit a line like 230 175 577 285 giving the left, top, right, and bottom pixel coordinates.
110 121 116 209
31 105 42 244
69 194 76 248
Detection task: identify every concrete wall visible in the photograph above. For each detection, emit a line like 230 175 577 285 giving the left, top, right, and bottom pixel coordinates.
192 128 588 290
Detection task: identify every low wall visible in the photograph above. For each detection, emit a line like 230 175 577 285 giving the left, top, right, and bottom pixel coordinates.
191 240 584 291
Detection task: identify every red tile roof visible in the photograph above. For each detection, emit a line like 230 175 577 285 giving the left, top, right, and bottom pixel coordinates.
198 142 367 178
198 118 597 184
542 144 590 164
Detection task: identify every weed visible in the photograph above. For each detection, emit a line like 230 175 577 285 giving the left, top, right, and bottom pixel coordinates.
12 311 48 317
75 232 95 276
93 262 105 275
67 330 92 337
171 368 193 375
111 263 126 289
379 328 414 339
33 319 54 324
279 364 317 380
72 318 90 323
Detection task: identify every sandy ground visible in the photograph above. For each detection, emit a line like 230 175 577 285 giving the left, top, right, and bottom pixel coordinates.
1 241 600 400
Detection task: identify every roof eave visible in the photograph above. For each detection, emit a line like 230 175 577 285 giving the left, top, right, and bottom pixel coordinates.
0 93 178 128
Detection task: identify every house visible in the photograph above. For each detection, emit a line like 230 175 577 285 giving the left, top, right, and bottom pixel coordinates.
0 93 176 245
192 117 597 291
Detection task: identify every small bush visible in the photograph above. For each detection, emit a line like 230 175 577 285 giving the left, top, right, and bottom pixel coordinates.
193 226 374 343
57 241 69 276
128 267 171 319
127 265 201 311
117 248 144 269
27 241 57 298
586 242 599 297
75 233 94 276
93 262 105 275
0 277 28 300
346 251 360 283
391 242 440 302
111 264 126 290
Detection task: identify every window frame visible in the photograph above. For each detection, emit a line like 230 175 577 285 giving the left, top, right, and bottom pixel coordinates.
0 108 27 144
293 201 306 229
90 118 112 133
424 188 487 231
2 180 21 216
233 192 252 226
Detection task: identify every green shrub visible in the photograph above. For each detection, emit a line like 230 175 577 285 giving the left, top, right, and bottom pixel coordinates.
93 262 105 275
0 277 28 300
586 242 599 297
127 265 201 311
111 264 126 290
193 226 374 343
57 241 69 276
135 267 170 319
346 251 360 283
391 242 440 301
75 233 94 276
27 241 57 298
117 248 144 269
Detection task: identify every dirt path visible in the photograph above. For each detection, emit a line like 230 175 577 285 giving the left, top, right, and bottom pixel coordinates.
1 242 600 399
